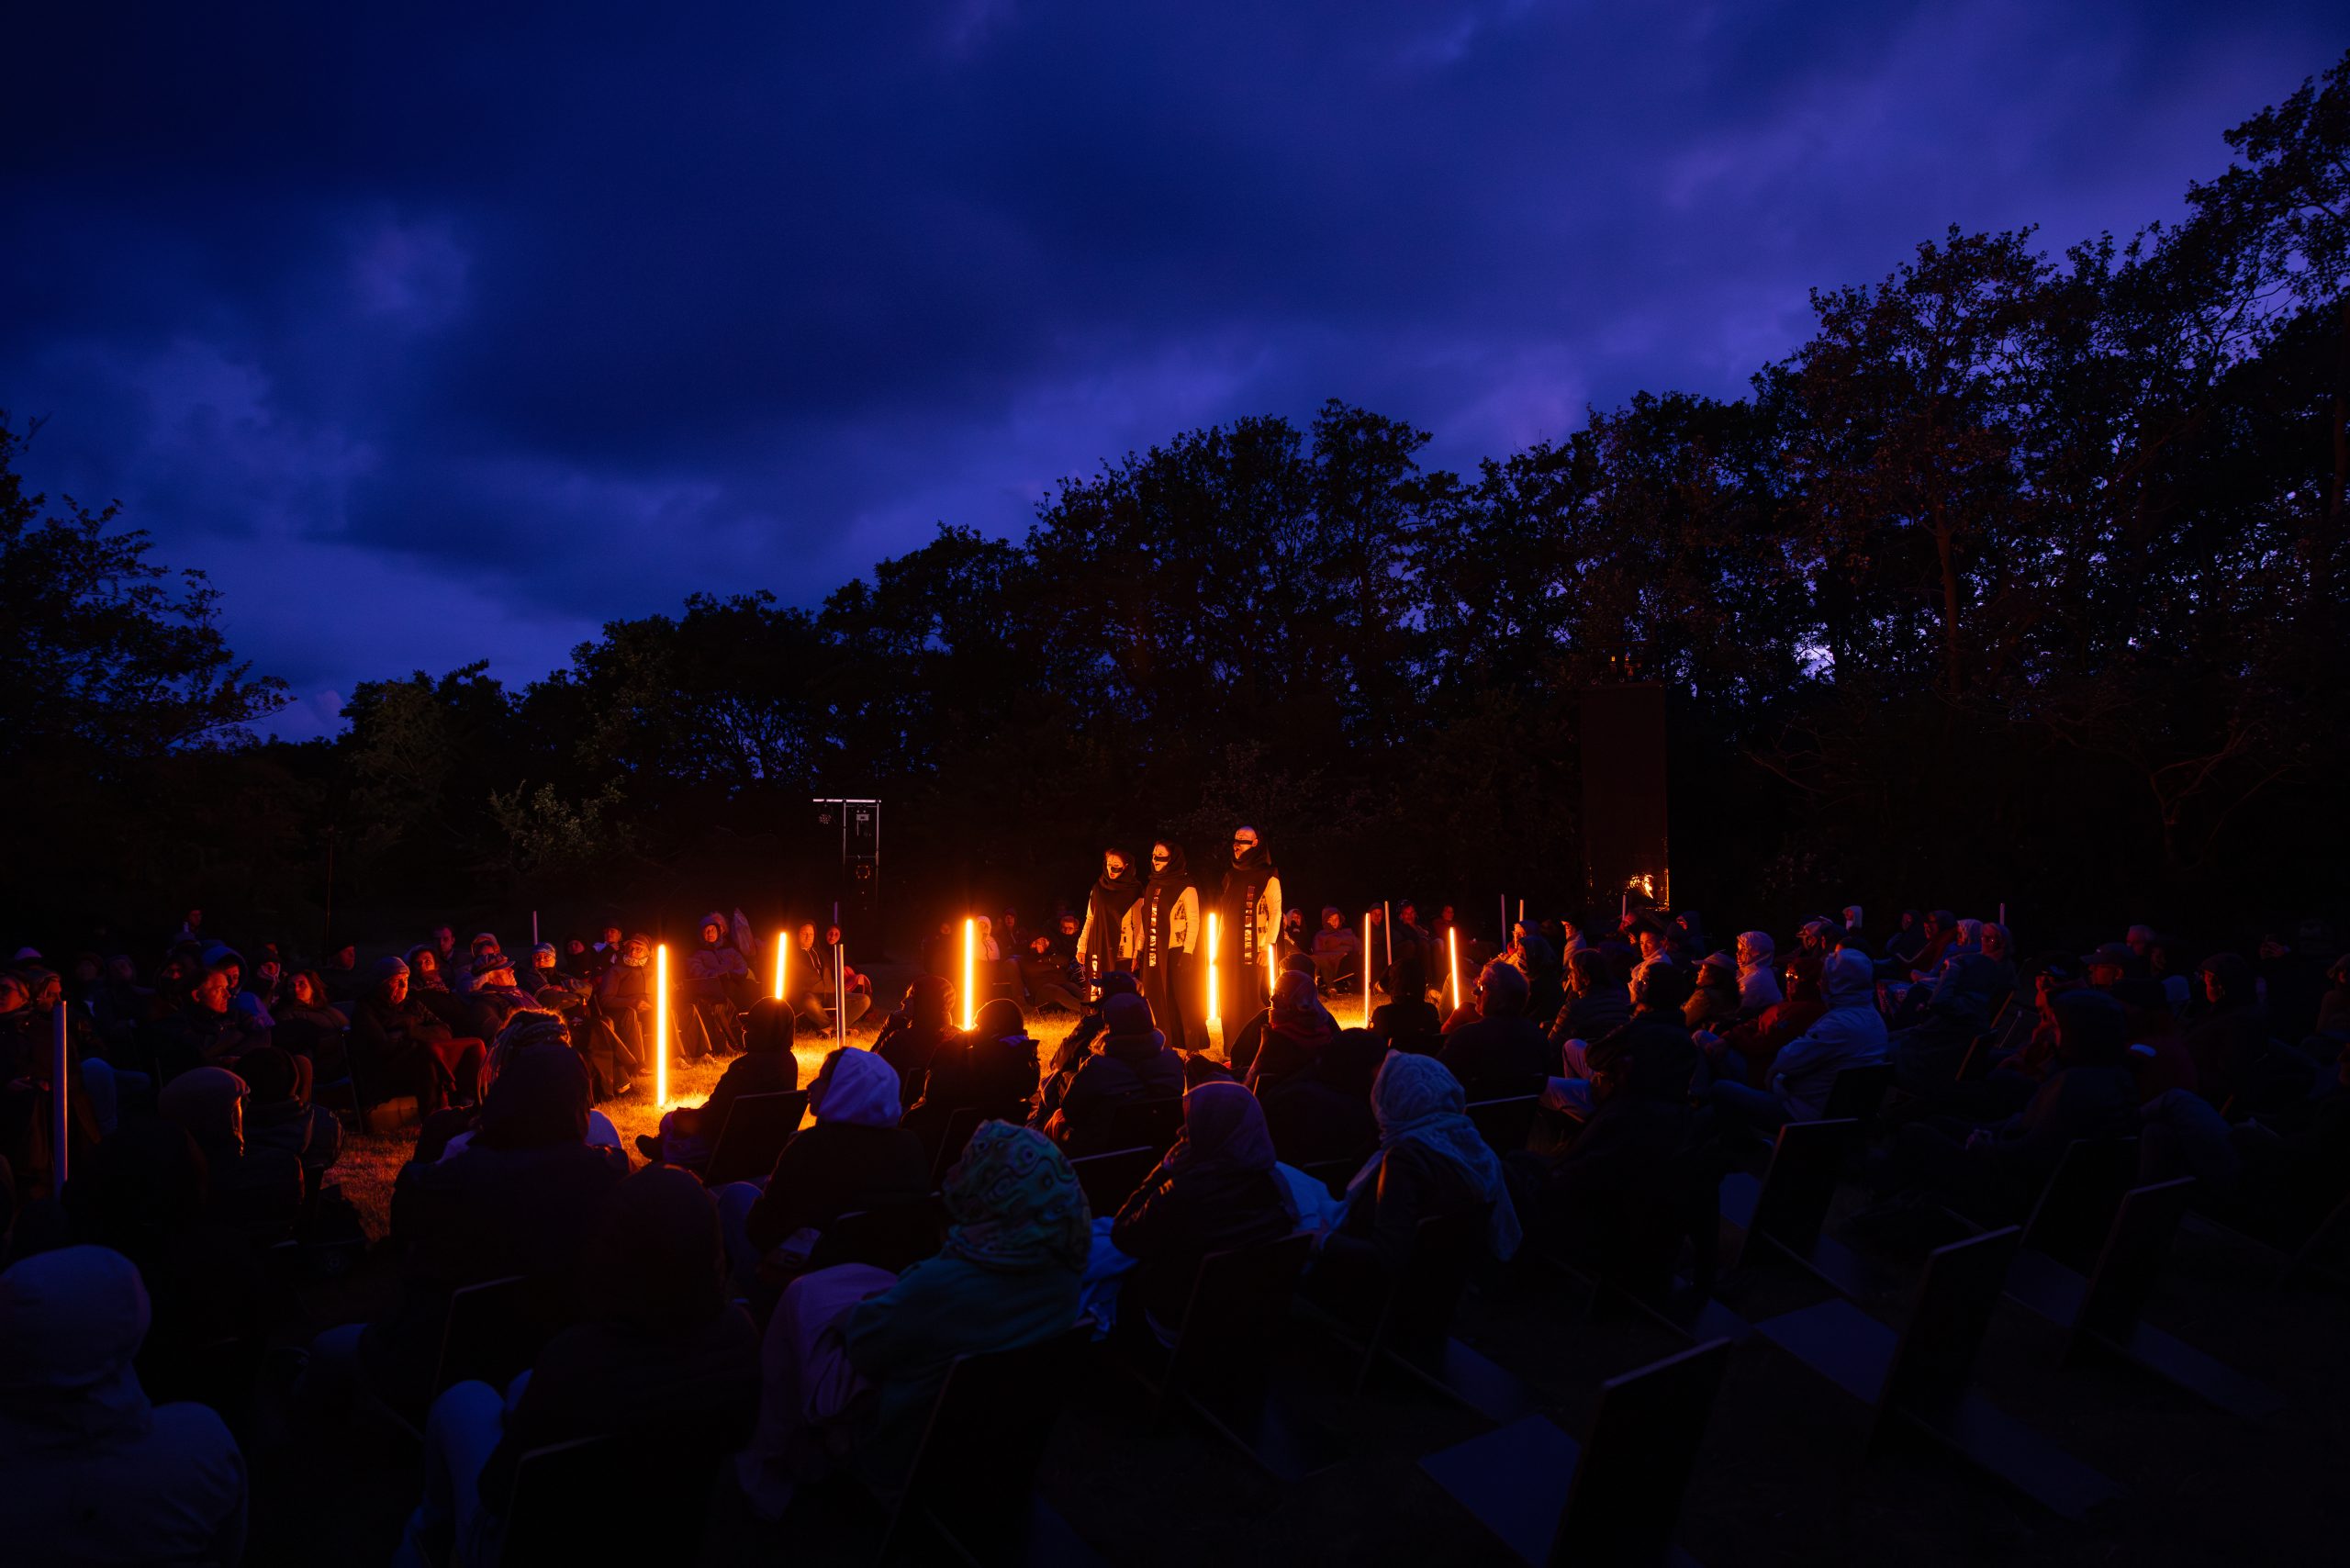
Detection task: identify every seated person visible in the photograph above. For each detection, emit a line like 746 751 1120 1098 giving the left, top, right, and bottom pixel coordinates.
724 1047 930 1283
305 1043 625 1423
872 975 956 1110
637 998 802 1168
1035 972 1135 1124
1546 948 1629 1047
235 1044 341 1185
1524 1025 1696 1292
901 998 1040 1148
1315 1054 1521 1299
1242 970 1340 1097
1370 951 1443 1056
1261 1027 1385 1168
272 969 352 1085
1550 958 1700 1120
0 1247 247 1566
1109 1081 1298 1339
734 1123 1087 1520
1018 934 1087 1014
1045 992 1183 1156
156 1066 304 1246
1310 907 1361 991
397 1167 760 1568
352 958 487 1114
1708 948 1883 1130
1684 952 1744 1032
1437 961 1550 1101
1227 954 1317 1081
1701 955 1822 1076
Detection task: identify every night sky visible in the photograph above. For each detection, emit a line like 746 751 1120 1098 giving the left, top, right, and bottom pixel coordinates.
5 4 2338 738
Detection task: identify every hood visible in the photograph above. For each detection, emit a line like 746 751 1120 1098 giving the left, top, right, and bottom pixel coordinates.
0 1246 153 1458
1094 852 1140 899
1822 948 1874 1007
1147 841 1190 888
811 1047 902 1128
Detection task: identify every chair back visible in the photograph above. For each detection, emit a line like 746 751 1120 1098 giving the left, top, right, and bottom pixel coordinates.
1464 1095 1539 1157
1822 1062 1894 1123
703 1090 809 1187
1069 1145 1160 1218
1386 1204 1489 1352
1748 1118 1863 1256
1882 1226 2020 1418
2074 1177 2195 1344
1162 1232 1312 1412
1554 1338 1731 1567
888 1327 1091 1562
431 1273 538 1397
929 1105 986 1186
1105 1096 1184 1158
2022 1137 2142 1272
806 1198 945 1274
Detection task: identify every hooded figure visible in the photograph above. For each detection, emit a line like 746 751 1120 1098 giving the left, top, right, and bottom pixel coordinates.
1110 1081 1299 1332
0 1247 248 1565
1329 1053 1521 1268
1245 969 1341 1096
157 1066 304 1244
904 998 1041 1143
1685 952 1745 1031
1212 826 1282 1021
1137 840 1203 1055
1077 848 1144 987
741 1046 932 1262
1734 932 1782 1014
874 975 955 1109
1757 948 1887 1122
638 997 802 1168
1052 991 1184 1155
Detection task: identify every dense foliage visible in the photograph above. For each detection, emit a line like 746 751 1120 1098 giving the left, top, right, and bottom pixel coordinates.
7 55 2346 955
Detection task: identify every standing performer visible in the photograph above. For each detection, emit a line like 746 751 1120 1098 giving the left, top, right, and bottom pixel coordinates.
1137 839 1202 1053
1213 825 1283 1021
1076 846 1143 993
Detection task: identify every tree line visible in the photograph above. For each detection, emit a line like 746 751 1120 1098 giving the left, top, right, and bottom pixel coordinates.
6 53 2346 957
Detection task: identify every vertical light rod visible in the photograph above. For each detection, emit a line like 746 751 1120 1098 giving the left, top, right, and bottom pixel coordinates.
961 918 977 1030
774 932 789 1002
1362 910 1374 1030
1206 913 1221 1025
655 943 670 1107
1449 927 1461 1016
834 942 846 1047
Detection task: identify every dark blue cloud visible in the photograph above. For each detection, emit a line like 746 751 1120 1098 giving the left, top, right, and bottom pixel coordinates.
3 2 2339 736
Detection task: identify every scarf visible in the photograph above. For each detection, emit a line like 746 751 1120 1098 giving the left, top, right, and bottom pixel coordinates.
1142 843 1192 971
939 1122 1091 1273
811 1047 902 1128
1269 969 1337 1048
1344 1052 1521 1260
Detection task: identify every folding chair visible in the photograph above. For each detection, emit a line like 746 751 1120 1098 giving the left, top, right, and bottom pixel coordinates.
2004 1176 2282 1417
1067 1145 1160 1218
1318 1206 1534 1422
1753 1227 2116 1518
1115 1231 1339 1479
431 1273 542 1398
807 1199 945 1274
1717 1118 1893 1303
2020 1137 2141 1273
929 1106 986 1186
702 1090 811 1187
1821 1062 1894 1123
1465 1094 1539 1158
1104 1096 1184 1158
880 1327 1102 1566
1419 1338 1731 1567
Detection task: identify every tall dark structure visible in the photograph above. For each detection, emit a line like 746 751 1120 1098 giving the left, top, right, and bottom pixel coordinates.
811 798 882 940
1580 683 1670 914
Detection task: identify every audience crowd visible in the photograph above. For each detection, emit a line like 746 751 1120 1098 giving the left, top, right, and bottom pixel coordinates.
3 871 2346 1562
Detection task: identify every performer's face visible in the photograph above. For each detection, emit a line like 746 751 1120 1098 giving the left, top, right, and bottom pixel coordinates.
1231 828 1258 863
1105 853 1126 878
1150 846 1171 871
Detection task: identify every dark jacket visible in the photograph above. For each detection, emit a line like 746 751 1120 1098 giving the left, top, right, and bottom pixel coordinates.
1547 990 1630 1047
1322 1140 1485 1278
904 1032 1041 1143
1583 1007 1700 1103
873 1014 952 1109
1057 1030 1184 1156
744 1121 933 1255
1438 1014 1551 1101
1110 1166 1294 1328
1980 1063 2141 1202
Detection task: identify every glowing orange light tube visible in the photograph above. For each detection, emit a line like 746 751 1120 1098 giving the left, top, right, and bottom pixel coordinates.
1448 927 1460 1016
1205 913 1221 1025
655 943 670 1107
961 917 977 1030
773 932 788 1002
1362 911 1374 1029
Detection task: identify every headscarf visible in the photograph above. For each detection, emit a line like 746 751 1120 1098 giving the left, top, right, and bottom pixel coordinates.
1160 1081 1300 1224
475 1042 591 1150
157 1066 247 1162
1094 850 1139 902
811 1047 902 1128
1735 932 1782 1013
0 1246 153 1458
1146 840 1190 891
1269 969 1337 1047
938 1122 1090 1273
744 996 796 1054
587 1166 726 1335
1347 1053 1520 1260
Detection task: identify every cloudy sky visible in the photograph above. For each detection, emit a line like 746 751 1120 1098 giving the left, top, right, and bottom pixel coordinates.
4 3 2338 737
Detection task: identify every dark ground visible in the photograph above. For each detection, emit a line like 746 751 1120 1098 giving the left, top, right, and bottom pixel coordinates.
235 1010 2348 1566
